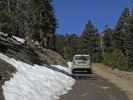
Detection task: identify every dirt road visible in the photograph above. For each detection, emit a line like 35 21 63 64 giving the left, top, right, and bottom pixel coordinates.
60 75 129 100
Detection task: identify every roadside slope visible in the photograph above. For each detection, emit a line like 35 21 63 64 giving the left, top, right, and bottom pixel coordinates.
93 63 133 100
0 53 75 100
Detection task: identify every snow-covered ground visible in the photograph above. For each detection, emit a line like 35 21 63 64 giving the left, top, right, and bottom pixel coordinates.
13 36 25 43
0 53 75 100
51 62 73 75
51 65 71 74
0 32 25 44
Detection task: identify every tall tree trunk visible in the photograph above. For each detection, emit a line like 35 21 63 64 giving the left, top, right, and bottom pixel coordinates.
7 0 11 16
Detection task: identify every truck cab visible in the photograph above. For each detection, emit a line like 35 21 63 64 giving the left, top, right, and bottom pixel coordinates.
70 54 92 76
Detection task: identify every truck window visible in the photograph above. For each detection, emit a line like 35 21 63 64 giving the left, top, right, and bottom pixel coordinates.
75 56 90 61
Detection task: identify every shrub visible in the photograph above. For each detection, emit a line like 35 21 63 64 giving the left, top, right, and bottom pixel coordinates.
103 49 128 70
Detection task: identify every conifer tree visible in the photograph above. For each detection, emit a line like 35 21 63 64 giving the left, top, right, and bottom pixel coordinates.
113 8 130 53
30 0 57 48
124 14 133 70
0 0 57 49
81 20 102 62
103 25 113 51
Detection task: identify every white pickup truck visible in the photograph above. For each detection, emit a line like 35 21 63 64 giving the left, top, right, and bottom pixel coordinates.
69 54 92 76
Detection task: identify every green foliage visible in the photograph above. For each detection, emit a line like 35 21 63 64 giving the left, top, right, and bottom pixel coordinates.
56 34 82 61
0 0 57 49
103 25 113 51
81 20 102 62
56 20 102 62
103 49 128 70
113 8 130 53
123 14 133 70
115 8 130 31
102 8 133 71
82 20 97 37
56 7 133 71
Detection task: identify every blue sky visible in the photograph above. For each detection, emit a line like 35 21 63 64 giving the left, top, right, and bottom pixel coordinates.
53 0 132 34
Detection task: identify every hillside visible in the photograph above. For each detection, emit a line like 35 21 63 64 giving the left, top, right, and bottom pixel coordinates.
0 34 74 100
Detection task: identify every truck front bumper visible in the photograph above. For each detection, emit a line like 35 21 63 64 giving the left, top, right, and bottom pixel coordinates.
72 68 92 75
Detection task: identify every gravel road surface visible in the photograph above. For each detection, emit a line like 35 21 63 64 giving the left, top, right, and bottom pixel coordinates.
60 75 129 100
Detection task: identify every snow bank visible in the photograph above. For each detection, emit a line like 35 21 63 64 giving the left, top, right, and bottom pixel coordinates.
52 62 73 75
67 62 73 68
13 36 25 43
51 65 71 74
0 53 75 100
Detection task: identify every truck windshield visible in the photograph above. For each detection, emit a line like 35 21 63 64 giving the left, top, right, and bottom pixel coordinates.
75 56 89 61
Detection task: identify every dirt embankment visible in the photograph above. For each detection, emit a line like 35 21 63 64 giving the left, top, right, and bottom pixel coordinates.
27 41 66 65
0 35 66 100
32 47 66 65
0 35 66 66
93 63 133 100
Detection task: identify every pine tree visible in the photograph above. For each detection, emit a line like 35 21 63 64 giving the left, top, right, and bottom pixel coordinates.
103 25 113 51
81 20 97 37
81 20 102 62
0 0 57 49
115 8 130 31
113 8 130 54
30 0 57 48
56 33 82 60
0 0 30 37
0 0 12 33
124 14 133 70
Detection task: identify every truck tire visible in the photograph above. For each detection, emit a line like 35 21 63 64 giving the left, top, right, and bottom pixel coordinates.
88 68 92 74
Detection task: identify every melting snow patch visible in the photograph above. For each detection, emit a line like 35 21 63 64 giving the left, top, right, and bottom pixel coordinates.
0 53 75 100
51 65 71 74
13 36 25 43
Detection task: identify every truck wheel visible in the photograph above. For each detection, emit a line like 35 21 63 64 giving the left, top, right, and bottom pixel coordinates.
88 69 92 74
